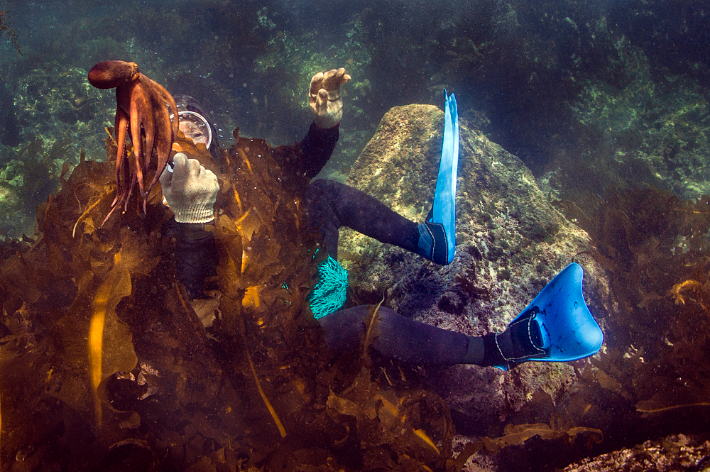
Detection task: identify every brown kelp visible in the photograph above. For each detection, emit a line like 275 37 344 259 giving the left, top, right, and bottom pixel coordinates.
0 127 457 470
555 186 710 446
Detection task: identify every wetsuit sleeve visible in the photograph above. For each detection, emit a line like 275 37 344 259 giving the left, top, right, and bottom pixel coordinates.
299 122 340 179
271 122 339 195
171 221 218 299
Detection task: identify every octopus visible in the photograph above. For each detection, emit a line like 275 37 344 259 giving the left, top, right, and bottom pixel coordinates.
88 60 178 221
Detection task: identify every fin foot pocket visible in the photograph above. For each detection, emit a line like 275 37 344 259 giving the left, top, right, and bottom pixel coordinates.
494 263 603 371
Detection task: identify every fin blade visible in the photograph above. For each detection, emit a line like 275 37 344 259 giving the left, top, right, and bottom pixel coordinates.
431 91 459 264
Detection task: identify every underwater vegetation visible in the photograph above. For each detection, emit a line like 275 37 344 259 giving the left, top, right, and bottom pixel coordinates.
561 35 710 201
0 137 68 237
3 0 710 208
0 126 461 471
1 0 710 467
11 64 114 162
554 186 710 449
0 11 20 53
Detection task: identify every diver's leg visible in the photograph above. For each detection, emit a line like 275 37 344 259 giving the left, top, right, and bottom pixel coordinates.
304 179 420 260
319 305 553 367
419 91 459 265
318 265 603 369
319 305 473 365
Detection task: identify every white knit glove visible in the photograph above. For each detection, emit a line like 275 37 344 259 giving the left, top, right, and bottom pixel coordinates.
159 153 219 223
309 68 351 129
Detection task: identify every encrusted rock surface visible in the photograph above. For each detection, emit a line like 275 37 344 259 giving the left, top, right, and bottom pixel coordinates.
563 434 710 472
339 104 612 435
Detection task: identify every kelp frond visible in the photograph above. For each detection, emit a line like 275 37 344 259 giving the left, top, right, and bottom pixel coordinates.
246 350 287 438
362 295 385 360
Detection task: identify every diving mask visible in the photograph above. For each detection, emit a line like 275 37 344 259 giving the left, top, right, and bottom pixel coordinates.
176 110 213 150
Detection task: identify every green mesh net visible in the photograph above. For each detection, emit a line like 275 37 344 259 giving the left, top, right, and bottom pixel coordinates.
309 255 349 319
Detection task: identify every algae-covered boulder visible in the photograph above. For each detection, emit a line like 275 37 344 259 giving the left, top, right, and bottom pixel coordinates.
339 104 611 436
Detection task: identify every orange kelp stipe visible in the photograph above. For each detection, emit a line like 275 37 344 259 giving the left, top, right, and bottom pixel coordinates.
246 350 286 438
242 286 260 308
413 428 440 455
88 254 133 428
89 276 111 428
670 279 708 313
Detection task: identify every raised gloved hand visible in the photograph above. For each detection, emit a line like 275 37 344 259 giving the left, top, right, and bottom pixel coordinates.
309 68 351 129
159 153 219 223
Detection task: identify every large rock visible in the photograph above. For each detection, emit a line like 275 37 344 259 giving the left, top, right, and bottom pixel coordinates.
338 104 612 436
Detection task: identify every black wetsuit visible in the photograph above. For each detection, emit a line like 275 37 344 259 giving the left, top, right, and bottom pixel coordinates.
176 123 501 367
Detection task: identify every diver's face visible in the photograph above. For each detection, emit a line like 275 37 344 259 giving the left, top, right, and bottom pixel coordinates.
180 119 209 146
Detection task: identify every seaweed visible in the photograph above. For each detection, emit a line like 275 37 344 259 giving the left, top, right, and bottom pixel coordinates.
482 416 603 454
441 415 603 471
0 137 69 217
0 11 20 53
21 138 69 213
325 365 455 471
0 130 458 471
554 185 710 449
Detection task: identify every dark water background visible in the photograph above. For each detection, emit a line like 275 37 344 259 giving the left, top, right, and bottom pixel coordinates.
2 0 709 204
1 0 710 468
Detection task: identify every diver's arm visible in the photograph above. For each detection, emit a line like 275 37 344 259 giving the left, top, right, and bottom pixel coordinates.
160 153 220 298
309 68 350 129
299 122 340 179
272 68 350 189
298 68 351 177
173 222 218 299
299 67 350 177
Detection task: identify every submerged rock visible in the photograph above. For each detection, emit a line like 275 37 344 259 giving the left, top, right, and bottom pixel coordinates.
339 104 611 435
563 434 710 472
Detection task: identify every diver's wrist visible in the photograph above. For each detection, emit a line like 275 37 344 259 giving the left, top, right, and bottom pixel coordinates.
313 118 341 130
177 220 214 241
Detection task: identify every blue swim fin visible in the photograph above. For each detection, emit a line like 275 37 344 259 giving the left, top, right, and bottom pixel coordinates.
418 91 459 265
495 263 604 371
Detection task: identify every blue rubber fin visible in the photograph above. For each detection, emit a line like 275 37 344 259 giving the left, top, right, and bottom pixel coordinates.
430 91 459 264
495 263 604 371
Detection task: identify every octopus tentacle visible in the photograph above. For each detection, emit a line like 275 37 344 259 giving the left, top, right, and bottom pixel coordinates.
143 76 176 200
149 77 179 140
136 82 158 198
115 80 138 210
129 82 142 191
112 107 130 208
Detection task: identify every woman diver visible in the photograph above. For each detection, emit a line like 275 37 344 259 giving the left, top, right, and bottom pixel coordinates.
159 68 603 371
